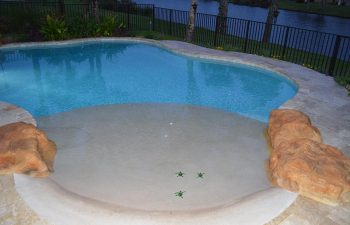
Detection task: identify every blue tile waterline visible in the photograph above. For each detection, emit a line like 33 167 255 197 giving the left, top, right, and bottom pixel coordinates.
0 41 297 122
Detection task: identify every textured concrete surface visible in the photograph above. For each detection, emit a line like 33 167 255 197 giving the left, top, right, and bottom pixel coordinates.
266 196 350 225
0 175 48 225
0 38 349 224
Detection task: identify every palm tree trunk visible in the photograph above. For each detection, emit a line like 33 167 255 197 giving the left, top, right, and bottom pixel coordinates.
185 0 197 43
216 0 228 34
262 0 278 43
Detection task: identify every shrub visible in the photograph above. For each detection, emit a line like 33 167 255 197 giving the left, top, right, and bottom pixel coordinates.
98 15 118 37
66 15 125 38
66 16 99 38
40 15 68 41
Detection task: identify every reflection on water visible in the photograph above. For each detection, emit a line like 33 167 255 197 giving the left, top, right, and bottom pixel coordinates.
0 42 296 122
186 60 201 104
135 0 350 36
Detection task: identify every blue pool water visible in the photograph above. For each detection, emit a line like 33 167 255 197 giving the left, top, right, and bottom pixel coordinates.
0 41 297 122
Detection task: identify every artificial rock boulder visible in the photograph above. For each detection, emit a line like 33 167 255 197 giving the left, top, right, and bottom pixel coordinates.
270 122 322 149
0 122 57 177
267 109 350 205
268 109 311 139
269 139 350 204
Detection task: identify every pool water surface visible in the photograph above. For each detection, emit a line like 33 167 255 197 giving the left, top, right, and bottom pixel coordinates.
0 41 297 122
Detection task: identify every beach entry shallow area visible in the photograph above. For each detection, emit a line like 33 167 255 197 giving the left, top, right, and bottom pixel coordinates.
36 103 271 212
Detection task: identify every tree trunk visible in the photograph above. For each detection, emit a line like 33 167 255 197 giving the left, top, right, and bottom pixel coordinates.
185 0 197 43
216 0 228 34
92 0 99 22
58 0 65 16
262 0 278 43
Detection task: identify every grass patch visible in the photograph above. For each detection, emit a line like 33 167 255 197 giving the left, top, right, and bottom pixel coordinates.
131 30 180 40
227 0 350 18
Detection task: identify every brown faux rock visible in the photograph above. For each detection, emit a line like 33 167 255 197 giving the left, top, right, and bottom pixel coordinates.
269 139 350 205
268 109 311 139
267 109 350 205
270 122 322 148
0 122 57 177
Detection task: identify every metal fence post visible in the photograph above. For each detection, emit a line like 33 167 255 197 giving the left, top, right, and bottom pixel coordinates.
127 4 130 29
214 16 219 47
169 9 172 35
282 27 290 60
244 20 250 53
152 4 155 31
328 35 342 76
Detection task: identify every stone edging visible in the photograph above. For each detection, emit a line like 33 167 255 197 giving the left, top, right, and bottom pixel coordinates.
0 102 36 127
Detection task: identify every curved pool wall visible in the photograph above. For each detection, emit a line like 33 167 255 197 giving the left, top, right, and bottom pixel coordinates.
0 39 297 122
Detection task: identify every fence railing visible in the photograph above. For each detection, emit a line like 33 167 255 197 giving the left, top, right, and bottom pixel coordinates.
0 1 349 81
151 7 350 80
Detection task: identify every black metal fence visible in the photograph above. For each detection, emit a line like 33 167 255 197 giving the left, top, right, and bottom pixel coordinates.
0 1 349 81
151 7 350 80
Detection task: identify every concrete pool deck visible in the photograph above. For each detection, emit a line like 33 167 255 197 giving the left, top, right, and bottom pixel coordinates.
0 38 349 224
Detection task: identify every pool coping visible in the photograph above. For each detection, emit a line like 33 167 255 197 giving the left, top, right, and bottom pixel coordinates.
0 37 349 224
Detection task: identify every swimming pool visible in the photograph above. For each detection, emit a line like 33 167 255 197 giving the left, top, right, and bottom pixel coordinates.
0 41 297 122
